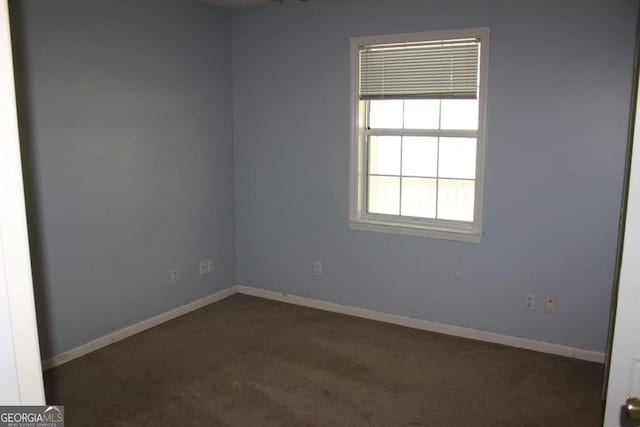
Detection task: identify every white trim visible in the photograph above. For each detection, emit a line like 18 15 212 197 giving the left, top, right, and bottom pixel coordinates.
351 27 491 49
603 37 640 424
43 283 604 370
0 0 45 404
349 219 482 243
235 284 605 364
349 27 489 242
368 128 478 138
42 286 236 370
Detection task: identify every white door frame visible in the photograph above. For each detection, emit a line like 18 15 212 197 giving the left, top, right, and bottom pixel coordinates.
603 12 640 423
0 0 45 405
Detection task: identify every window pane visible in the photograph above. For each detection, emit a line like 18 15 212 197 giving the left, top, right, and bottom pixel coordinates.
402 137 437 177
368 176 400 215
403 100 440 129
439 137 476 179
441 99 478 130
369 100 403 129
401 178 436 218
369 136 401 175
437 179 475 222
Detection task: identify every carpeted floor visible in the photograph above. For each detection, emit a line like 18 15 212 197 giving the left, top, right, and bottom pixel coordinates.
44 294 604 426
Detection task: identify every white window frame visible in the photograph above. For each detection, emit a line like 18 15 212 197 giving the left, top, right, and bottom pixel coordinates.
349 27 489 243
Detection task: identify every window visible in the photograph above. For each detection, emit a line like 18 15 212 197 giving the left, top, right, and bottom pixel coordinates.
349 28 489 242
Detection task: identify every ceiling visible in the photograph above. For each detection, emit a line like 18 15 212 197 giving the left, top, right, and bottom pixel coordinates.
200 0 274 8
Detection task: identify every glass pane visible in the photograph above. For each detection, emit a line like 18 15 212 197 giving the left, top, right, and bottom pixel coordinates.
369 136 401 175
441 99 479 130
369 100 403 129
403 100 440 129
439 137 477 179
368 176 400 215
401 178 436 218
402 137 437 177
437 179 475 222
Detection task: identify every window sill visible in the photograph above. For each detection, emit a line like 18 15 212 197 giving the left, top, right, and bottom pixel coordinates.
349 218 482 243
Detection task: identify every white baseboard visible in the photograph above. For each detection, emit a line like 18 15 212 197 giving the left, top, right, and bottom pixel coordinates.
41 286 236 370
42 283 605 370
234 284 605 364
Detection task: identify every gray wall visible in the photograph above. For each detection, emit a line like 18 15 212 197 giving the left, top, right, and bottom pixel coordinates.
233 0 638 352
10 0 637 359
10 0 235 359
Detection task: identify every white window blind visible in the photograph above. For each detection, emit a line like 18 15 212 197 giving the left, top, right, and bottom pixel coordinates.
359 39 480 100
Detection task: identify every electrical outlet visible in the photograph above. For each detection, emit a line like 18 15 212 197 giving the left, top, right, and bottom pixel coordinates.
170 268 180 284
199 260 207 275
544 296 557 313
524 294 535 311
313 261 323 277
206 257 214 273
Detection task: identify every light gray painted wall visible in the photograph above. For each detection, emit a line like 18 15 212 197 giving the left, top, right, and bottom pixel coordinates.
10 0 235 359
232 0 639 352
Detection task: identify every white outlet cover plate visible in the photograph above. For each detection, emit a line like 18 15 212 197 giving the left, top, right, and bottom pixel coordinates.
313 261 322 277
524 294 535 311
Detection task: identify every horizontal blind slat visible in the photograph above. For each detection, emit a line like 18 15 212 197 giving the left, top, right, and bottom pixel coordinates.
359 39 480 99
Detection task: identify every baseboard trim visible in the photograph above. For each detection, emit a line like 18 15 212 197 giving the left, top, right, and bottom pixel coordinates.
42 283 605 370
41 286 236 370
234 284 605 364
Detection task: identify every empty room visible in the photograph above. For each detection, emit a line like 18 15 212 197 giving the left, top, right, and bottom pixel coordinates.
2 0 640 425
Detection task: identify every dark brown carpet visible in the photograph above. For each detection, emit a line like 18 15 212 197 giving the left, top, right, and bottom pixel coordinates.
44 294 604 426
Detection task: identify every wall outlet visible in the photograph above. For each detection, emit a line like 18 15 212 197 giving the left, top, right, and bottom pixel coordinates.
313 261 323 277
544 296 557 313
206 257 214 273
524 294 535 311
199 260 207 275
170 268 180 284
